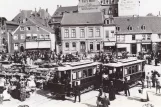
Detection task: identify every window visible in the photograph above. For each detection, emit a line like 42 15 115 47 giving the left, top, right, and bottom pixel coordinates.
89 29 93 37
13 34 18 40
106 30 109 38
128 26 133 31
83 70 87 78
142 35 146 40
117 35 125 42
14 43 19 50
88 69 93 77
90 42 93 51
96 28 100 37
108 8 112 15
71 29 76 38
40 34 44 38
45 35 50 38
115 8 118 14
37 27 40 31
33 34 38 40
132 35 135 40
64 29 69 38
147 34 151 40
158 34 161 39
72 42 76 50
20 34 25 39
116 27 120 31
141 25 146 30
111 30 115 37
20 27 25 31
65 42 69 50
80 29 85 38
97 42 100 50
26 27 31 31
105 19 109 24
26 34 31 40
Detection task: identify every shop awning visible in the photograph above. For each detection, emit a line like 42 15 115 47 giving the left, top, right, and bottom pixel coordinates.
104 42 115 46
26 41 51 49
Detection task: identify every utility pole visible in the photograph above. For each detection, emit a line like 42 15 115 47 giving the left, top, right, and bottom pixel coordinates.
115 31 118 59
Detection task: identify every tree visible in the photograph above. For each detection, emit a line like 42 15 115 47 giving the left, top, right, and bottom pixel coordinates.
146 13 154 16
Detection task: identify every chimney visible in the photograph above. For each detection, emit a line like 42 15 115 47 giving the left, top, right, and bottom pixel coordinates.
35 8 37 12
159 11 160 16
57 5 59 8
46 8 48 12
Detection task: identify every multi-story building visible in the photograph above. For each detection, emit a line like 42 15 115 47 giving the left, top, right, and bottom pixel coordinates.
114 16 161 54
10 9 55 53
61 12 104 54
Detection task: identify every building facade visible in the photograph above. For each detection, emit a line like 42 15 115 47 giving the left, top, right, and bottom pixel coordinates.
61 12 104 54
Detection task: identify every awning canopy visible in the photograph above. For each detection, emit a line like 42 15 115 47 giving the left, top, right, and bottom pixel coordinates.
104 42 115 46
26 41 51 49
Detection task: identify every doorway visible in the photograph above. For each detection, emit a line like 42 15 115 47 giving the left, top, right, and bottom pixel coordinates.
131 44 137 54
80 42 86 53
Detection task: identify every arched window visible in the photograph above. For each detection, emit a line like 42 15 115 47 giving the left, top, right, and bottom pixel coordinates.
72 42 76 50
65 42 69 50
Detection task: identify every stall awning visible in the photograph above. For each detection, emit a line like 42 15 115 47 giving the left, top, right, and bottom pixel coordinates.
104 42 115 46
26 41 51 49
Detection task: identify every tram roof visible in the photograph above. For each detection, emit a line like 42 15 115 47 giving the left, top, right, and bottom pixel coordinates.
103 59 145 67
56 62 101 71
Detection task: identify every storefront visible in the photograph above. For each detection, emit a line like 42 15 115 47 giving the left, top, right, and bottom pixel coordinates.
103 42 116 52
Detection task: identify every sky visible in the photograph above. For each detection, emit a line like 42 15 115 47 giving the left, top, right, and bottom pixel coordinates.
0 0 161 20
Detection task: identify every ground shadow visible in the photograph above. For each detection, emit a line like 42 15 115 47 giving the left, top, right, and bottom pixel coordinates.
83 103 96 107
36 89 53 99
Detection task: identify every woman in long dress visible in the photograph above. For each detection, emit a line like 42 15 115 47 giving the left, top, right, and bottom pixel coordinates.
109 81 116 101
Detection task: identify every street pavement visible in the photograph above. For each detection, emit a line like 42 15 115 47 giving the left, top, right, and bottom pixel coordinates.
1 63 161 107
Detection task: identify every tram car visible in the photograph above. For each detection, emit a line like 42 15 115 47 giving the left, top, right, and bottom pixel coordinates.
49 61 101 98
102 58 146 92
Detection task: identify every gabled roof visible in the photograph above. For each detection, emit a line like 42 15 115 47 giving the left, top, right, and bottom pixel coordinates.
12 10 32 23
114 16 161 34
52 6 78 17
61 12 104 25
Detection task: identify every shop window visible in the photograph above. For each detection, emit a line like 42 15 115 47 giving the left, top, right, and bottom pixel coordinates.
88 69 93 77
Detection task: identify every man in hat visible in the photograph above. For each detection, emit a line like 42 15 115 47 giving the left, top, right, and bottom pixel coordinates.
74 82 81 103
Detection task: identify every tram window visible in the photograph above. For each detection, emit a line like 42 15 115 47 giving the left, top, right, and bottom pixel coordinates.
77 71 82 79
128 67 132 74
88 69 93 77
72 72 76 80
83 70 87 78
125 68 128 75
135 65 138 72
132 66 135 73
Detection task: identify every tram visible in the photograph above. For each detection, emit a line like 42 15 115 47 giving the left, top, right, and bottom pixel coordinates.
49 61 101 98
102 58 146 92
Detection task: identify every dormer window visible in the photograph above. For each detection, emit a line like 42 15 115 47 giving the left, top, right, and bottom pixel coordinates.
116 26 120 31
141 25 146 30
104 19 110 24
128 26 133 31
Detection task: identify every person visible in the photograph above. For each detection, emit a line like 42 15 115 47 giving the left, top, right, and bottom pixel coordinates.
103 93 110 107
109 81 116 101
124 77 130 96
73 82 81 103
146 72 151 88
96 96 103 107
151 70 156 87
156 76 160 94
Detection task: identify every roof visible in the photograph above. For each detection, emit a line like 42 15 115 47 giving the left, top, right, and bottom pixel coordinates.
103 59 145 67
52 6 78 17
61 12 104 25
114 16 161 34
6 21 19 25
